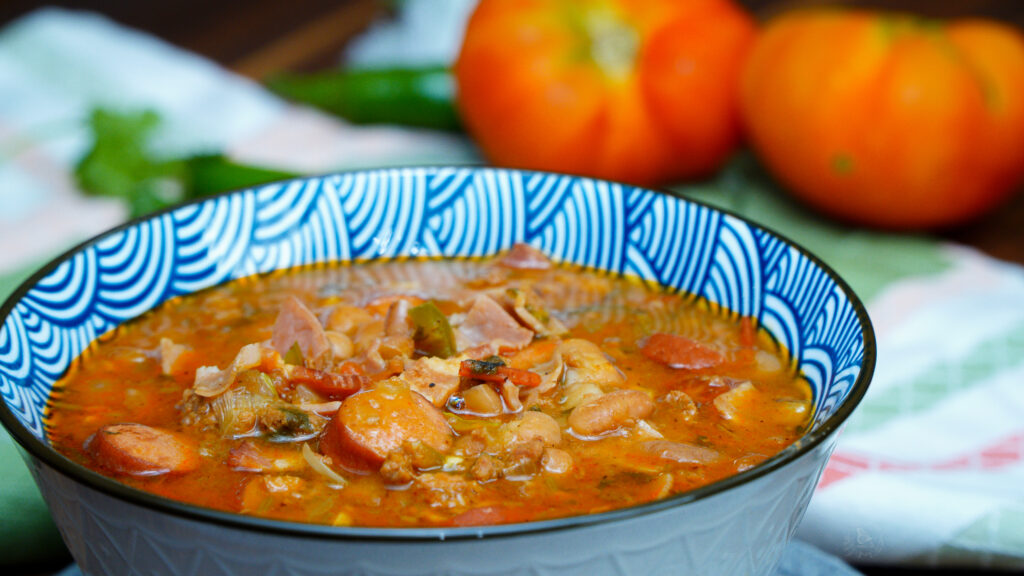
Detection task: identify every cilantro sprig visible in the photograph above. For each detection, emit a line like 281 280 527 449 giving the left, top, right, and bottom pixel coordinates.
74 108 297 218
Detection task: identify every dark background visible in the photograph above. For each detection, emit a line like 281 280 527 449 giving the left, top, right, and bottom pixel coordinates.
1 2 1022 575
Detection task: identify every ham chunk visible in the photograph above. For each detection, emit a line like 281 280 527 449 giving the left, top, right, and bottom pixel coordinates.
497 243 552 270
192 343 264 397
455 295 533 354
403 356 462 407
271 296 330 362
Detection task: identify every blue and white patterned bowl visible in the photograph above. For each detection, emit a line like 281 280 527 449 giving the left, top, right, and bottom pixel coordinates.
0 167 874 576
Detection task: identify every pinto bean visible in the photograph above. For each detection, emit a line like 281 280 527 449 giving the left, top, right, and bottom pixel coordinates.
505 410 561 447
560 339 625 388
541 447 573 475
642 440 720 464
87 423 199 476
319 379 453 473
568 389 655 437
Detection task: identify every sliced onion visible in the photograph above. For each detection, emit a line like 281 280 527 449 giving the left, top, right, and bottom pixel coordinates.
298 401 343 416
302 443 347 487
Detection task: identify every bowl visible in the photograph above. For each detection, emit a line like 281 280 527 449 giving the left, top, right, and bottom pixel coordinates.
0 167 874 576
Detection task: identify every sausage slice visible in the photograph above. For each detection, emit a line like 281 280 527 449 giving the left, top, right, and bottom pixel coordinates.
86 423 200 476
320 380 453 473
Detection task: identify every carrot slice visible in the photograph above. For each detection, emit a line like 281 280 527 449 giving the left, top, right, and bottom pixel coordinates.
640 333 724 370
509 339 558 370
739 317 757 348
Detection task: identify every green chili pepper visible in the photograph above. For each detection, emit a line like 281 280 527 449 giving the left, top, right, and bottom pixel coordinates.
266 66 462 132
409 301 456 358
185 154 297 198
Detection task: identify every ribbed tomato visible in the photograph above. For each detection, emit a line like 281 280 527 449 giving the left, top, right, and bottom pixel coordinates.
454 0 756 186
740 10 1024 229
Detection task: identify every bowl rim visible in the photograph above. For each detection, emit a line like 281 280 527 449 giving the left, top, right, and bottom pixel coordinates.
0 165 876 542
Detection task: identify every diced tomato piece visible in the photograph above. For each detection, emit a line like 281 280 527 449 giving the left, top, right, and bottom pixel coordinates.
450 506 510 526
336 361 367 376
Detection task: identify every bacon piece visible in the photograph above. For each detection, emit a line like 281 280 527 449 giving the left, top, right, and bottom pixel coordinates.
271 296 330 362
403 356 462 407
455 295 533 354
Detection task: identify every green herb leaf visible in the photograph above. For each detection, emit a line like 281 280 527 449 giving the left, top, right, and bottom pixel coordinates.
74 107 298 219
74 108 187 218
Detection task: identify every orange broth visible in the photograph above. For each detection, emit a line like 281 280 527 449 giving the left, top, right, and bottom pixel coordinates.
48 252 812 527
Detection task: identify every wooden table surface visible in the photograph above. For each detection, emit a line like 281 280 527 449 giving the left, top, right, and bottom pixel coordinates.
0 2 1021 575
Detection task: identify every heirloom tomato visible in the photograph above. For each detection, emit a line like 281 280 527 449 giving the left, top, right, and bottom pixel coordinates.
740 10 1024 229
454 0 756 186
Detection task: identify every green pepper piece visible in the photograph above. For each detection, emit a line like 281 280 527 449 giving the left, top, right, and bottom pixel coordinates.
409 301 456 358
284 342 305 366
266 66 462 132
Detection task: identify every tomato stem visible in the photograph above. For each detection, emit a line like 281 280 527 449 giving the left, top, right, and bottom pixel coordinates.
582 8 638 79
